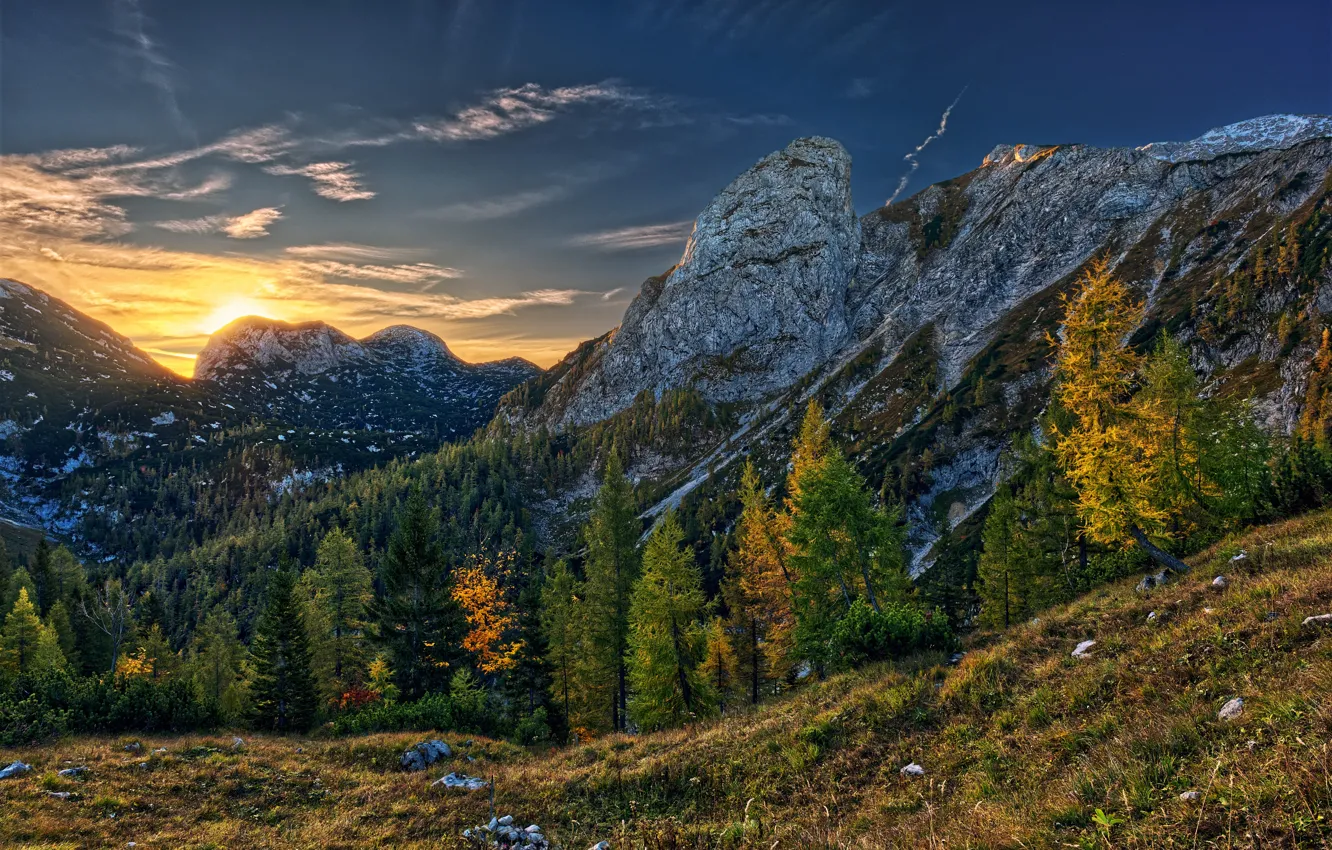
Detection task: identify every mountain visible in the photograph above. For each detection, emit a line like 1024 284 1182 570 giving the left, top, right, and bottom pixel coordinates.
195 316 540 433
0 286 540 548
499 114 1332 560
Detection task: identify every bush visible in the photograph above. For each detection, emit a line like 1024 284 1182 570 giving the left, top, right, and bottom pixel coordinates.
0 670 220 745
828 599 955 669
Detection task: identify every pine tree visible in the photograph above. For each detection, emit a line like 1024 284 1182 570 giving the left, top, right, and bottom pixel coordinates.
371 487 459 699
302 527 373 704
627 512 712 731
539 559 581 738
248 571 318 732
787 449 912 665
580 449 641 732
976 487 1028 628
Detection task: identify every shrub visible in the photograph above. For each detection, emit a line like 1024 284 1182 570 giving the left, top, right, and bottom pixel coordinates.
828 599 955 669
0 670 219 744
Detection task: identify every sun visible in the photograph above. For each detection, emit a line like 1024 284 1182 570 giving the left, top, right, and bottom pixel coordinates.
201 297 280 334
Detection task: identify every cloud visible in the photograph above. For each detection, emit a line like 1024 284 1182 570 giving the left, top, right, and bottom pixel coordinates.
112 0 191 137
570 221 694 251
296 260 464 287
264 161 375 201
413 82 668 143
424 186 569 221
40 247 65 262
283 243 429 263
887 87 967 205
601 286 626 301
153 207 283 239
845 77 874 99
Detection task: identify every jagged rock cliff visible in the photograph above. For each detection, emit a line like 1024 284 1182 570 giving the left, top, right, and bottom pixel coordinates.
508 137 860 428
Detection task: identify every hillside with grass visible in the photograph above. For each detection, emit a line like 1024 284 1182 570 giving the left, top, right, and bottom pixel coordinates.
4 509 1331 849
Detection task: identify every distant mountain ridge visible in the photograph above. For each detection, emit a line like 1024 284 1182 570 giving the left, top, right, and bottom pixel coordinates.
0 283 541 540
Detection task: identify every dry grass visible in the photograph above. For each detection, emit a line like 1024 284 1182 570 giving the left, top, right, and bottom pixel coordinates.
7 512 1332 848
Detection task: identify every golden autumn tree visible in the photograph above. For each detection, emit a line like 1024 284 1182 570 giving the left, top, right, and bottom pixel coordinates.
1300 328 1332 444
452 551 525 676
728 460 796 701
1049 259 1189 572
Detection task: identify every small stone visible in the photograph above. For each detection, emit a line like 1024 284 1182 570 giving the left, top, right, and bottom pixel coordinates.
153 747 168 755
1202 607 1214 615
590 843 612 850
1218 697 1244 721
499 815 514 826
0 761 32 779
1179 790 1202 802
58 767 89 779
1212 575 1228 590
526 824 542 833
1071 640 1096 658
1136 569 1171 593
1303 613 1332 627
296 747 304 754
1264 611 1279 622
1246 739 1259 752
1146 611 1157 622
900 762 925 777
231 737 245 751
123 742 142 754
1231 550 1247 562
45 790 72 800
948 652 965 665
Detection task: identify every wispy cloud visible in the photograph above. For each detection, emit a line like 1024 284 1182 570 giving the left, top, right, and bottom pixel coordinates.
887 87 967 205
424 186 569 221
264 161 375 201
283 243 430 263
296 260 463 287
112 0 192 138
154 207 283 239
570 220 694 251
413 82 663 143
845 77 874 99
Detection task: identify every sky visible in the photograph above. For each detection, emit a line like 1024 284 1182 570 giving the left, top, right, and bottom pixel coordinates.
2 0 1329 376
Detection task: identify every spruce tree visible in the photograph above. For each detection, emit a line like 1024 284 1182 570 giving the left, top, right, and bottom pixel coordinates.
191 608 247 719
248 571 318 732
977 487 1026 628
580 449 641 732
372 486 459 699
627 512 711 731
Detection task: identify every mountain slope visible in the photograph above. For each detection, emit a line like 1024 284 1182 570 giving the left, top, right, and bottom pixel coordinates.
497 114 1332 562
5 509 1331 848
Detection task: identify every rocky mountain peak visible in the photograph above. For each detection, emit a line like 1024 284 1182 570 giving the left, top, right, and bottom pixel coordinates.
1138 113 1332 163
194 316 365 381
363 325 462 368
517 135 861 428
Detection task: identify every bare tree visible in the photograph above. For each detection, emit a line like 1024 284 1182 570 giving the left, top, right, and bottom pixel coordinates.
82 579 133 674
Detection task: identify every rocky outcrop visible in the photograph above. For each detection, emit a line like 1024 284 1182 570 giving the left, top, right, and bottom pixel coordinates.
195 317 367 381
514 137 860 428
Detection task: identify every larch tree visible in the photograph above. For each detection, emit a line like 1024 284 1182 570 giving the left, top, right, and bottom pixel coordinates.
627 512 712 731
698 616 738 713
190 608 248 719
580 449 641 733
728 460 795 702
1049 259 1189 572
452 551 525 677
539 558 582 738
1 588 54 675
248 571 318 733
302 527 374 704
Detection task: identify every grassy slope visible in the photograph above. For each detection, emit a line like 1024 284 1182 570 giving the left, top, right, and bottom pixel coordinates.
5 512 1332 849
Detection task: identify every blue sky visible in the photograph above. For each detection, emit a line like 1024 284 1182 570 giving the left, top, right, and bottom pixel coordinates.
2 0 1328 372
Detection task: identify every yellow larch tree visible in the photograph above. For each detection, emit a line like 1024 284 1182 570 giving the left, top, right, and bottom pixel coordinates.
452 551 525 676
